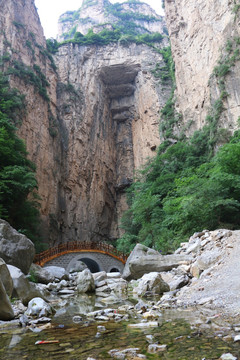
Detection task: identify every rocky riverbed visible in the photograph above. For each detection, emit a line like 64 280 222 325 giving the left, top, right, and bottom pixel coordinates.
1 220 240 359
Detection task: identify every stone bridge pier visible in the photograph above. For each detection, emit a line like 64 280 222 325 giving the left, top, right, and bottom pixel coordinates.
43 251 125 273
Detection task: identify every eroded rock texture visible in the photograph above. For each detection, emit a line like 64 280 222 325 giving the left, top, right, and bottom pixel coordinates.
0 0 170 245
54 41 170 244
164 0 240 134
58 0 164 40
0 0 60 239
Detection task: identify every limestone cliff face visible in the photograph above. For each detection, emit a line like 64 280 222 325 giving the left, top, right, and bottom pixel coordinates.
0 0 169 245
164 0 240 135
0 0 60 237
58 0 164 40
54 40 170 243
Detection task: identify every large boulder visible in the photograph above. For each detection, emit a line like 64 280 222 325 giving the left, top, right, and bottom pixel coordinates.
0 258 13 296
76 269 95 293
43 266 69 281
29 264 55 284
66 260 88 273
25 297 52 317
134 272 170 297
7 265 44 306
123 244 193 280
0 219 35 274
0 278 14 321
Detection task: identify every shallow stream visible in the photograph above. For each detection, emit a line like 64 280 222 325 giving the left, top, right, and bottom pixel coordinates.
1 295 240 360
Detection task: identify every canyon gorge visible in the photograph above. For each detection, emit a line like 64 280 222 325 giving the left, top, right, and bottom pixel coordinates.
0 0 240 248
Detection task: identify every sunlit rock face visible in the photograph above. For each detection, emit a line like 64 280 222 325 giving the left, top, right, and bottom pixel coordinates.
57 0 165 40
164 0 240 135
54 40 171 244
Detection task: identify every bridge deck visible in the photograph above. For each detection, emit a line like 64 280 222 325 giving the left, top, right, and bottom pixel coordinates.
34 241 128 267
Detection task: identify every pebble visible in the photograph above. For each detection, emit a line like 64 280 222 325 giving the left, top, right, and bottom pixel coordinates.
146 334 155 343
128 321 159 328
220 354 237 360
233 334 240 342
97 325 106 332
72 316 83 323
147 344 167 353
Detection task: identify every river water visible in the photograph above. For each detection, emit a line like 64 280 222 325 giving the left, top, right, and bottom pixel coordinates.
1 294 240 359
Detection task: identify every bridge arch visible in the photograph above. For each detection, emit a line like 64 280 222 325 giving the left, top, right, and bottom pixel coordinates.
34 241 128 273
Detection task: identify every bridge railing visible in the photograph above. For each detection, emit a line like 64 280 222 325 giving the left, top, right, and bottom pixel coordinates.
34 241 128 266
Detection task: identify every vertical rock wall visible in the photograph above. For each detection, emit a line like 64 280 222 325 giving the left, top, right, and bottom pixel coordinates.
54 41 170 244
0 0 59 239
0 0 171 245
164 0 240 134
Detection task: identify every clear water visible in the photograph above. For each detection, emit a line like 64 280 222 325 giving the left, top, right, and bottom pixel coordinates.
1 296 239 360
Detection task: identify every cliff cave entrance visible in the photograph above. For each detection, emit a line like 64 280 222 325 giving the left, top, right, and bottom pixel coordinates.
80 257 100 273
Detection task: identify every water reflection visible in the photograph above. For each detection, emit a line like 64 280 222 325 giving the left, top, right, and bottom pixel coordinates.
0 294 240 360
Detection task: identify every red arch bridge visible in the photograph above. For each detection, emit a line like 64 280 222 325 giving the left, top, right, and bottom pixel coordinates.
34 241 128 273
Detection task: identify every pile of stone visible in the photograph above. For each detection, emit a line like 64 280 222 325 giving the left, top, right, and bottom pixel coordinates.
156 229 234 309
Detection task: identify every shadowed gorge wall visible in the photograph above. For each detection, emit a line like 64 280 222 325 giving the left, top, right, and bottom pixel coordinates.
0 0 60 239
0 0 170 245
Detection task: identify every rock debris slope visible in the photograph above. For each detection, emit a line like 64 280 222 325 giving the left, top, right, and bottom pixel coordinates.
159 229 240 316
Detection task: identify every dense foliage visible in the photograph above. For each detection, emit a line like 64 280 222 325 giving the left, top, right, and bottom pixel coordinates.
47 28 163 53
49 0 164 49
117 41 240 254
0 73 41 246
117 131 240 254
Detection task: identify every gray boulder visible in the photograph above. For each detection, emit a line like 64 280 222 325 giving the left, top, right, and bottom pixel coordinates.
43 266 69 281
134 272 170 297
66 260 87 273
7 265 44 306
76 269 95 293
123 244 192 280
29 264 54 284
0 219 35 274
25 297 52 317
0 257 13 296
0 278 14 321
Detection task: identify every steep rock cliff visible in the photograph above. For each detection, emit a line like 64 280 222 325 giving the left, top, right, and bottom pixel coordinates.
0 0 170 245
0 0 60 238
164 0 240 135
58 0 164 40
54 40 170 243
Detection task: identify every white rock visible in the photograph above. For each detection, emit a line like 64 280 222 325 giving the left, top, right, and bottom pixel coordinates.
128 321 159 328
76 269 95 293
234 334 240 342
7 265 44 306
134 272 170 296
148 344 167 353
25 297 52 317
220 353 237 360
43 266 69 281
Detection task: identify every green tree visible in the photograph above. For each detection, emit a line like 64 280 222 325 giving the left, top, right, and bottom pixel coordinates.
0 72 41 246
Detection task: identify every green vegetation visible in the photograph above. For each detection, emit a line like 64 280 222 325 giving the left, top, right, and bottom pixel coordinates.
47 28 163 53
57 0 163 44
0 73 41 247
12 21 25 29
105 2 159 23
117 130 240 254
117 40 240 254
7 60 50 101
